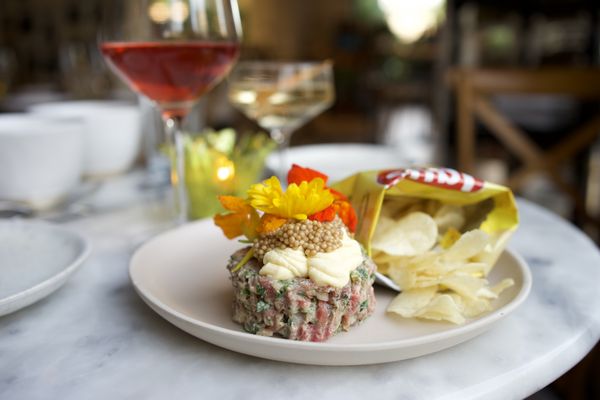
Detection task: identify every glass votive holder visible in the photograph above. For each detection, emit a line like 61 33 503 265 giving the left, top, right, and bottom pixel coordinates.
183 128 275 220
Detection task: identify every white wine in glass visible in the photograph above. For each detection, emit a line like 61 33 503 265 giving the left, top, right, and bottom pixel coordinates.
228 61 335 178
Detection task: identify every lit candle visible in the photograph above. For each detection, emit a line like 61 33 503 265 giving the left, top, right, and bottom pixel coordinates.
214 156 236 186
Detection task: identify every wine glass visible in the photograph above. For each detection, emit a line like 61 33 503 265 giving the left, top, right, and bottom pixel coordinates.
100 0 242 223
228 61 335 179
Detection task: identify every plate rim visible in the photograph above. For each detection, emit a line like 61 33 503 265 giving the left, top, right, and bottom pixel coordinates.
0 219 92 309
265 143 408 169
129 219 532 351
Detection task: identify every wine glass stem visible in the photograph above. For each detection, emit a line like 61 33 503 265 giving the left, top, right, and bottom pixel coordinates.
164 115 188 224
271 128 292 182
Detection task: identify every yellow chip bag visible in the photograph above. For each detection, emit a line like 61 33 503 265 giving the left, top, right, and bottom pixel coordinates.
333 167 519 324
333 167 518 263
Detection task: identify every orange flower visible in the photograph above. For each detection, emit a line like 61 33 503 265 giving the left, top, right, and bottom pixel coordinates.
213 196 260 240
287 164 328 186
309 200 357 232
333 200 357 232
218 195 249 213
257 214 288 235
309 205 336 223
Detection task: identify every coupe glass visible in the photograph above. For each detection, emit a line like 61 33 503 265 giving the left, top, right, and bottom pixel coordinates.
100 0 242 223
228 61 335 179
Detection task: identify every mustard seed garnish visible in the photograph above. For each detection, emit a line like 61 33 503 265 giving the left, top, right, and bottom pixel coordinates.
252 217 346 261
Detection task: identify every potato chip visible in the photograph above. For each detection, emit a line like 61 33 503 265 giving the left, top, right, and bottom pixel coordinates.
439 274 487 300
403 251 441 271
373 251 412 276
387 264 417 289
371 215 395 240
371 212 438 256
386 286 438 317
471 232 513 275
440 227 461 249
460 296 492 318
476 287 498 300
434 204 465 232
412 276 445 288
442 229 489 262
443 262 487 276
414 294 466 324
414 260 448 276
372 250 409 265
491 278 515 295
374 200 514 324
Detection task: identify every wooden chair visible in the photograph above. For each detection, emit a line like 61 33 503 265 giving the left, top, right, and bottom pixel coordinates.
447 68 600 221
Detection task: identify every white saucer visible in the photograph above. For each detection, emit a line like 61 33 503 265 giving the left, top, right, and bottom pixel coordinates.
130 219 531 366
0 219 92 316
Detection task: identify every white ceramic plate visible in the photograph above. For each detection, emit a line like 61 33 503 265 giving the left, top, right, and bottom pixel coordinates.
0 220 91 316
130 219 531 365
266 144 410 182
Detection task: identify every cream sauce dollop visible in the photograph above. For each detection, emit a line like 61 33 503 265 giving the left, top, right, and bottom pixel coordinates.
258 233 363 288
259 247 308 280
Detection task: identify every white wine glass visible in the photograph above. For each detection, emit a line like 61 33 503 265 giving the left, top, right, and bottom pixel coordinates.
228 61 335 179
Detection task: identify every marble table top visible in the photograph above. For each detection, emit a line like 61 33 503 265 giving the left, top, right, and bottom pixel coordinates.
1 173 599 400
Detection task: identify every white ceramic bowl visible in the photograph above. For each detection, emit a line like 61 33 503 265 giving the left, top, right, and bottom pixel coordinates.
30 101 142 177
0 114 84 208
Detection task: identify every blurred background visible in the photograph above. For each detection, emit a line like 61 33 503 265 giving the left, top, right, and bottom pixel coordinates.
0 1 599 396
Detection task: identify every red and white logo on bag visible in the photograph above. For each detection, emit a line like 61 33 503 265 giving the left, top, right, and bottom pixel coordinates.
377 168 484 193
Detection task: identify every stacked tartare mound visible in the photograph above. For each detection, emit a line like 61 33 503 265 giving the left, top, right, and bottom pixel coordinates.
214 164 376 342
229 228 376 341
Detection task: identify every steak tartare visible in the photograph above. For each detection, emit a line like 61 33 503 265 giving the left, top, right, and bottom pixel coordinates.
228 247 376 342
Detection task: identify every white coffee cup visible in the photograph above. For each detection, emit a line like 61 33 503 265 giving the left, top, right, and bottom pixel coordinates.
30 101 142 177
0 114 84 208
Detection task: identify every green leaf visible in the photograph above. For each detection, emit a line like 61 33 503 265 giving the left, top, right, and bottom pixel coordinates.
244 322 260 334
351 267 369 283
206 128 236 154
256 284 266 298
232 248 254 273
360 300 369 312
276 280 292 299
256 301 271 313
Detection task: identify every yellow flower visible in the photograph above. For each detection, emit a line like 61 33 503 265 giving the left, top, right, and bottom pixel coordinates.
248 176 334 220
247 176 284 211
